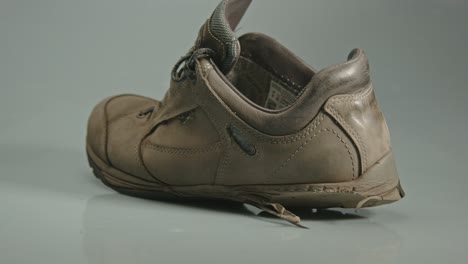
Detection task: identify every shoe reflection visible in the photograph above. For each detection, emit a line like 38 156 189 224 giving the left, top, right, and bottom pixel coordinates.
82 194 401 264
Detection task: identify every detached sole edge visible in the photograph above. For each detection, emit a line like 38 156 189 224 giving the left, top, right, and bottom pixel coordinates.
86 144 404 208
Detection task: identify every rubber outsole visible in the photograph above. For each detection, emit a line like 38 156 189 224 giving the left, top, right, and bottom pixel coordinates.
87 144 404 209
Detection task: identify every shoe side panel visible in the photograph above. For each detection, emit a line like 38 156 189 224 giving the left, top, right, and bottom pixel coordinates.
325 85 392 174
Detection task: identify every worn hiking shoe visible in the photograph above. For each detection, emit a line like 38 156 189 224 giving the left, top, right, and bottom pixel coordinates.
86 0 404 227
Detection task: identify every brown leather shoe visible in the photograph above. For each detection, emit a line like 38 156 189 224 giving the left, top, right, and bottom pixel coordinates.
86 0 404 227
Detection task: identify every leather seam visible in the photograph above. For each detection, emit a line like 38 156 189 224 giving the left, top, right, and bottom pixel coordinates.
138 131 169 185
203 111 325 145
138 84 195 185
270 127 355 181
206 20 226 62
229 139 261 159
136 129 163 183
105 111 155 181
326 85 373 171
143 142 222 155
219 144 231 184
103 94 134 166
134 140 143 175
256 113 325 144
193 74 228 184
152 85 198 129
329 84 373 104
269 115 324 178
328 128 356 180
102 95 163 184
327 106 367 171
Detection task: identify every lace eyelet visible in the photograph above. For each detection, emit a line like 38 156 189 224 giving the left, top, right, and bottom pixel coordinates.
171 48 214 82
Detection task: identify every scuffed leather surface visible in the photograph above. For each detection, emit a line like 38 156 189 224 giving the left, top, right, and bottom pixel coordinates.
207 49 371 136
140 78 222 185
267 114 358 184
141 142 222 185
148 108 219 148
86 1 393 187
325 85 392 173
196 59 359 185
87 94 160 182
219 113 358 185
87 57 391 186
105 95 159 181
151 80 198 127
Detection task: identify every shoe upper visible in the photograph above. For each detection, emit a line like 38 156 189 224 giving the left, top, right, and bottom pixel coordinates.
86 0 393 187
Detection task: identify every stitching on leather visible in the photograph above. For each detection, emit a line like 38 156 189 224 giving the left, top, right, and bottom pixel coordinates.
195 70 265 182
219 142 231 183
198 78 259 156
330 85 373 104
101 94 164 183
327 106 367 171
206 21 226 61
143 142 222 155
196 63 328 184
107 98 158 126
231 140 261 159
270 128 355 180
192 74 228 184
236 113 323 144
326 85 373 171
105 105 156 180
328 128 356 180
205 105 230 183
138 137 167 184
136 83 197 185
196 79 259 163
269 118 324 178
257 114 324 144
103 94 133 165
195 60 324 147
134 140 142 172
153 83 194 128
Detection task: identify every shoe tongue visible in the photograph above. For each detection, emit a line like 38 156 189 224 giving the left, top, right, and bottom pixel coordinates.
195 0 252 73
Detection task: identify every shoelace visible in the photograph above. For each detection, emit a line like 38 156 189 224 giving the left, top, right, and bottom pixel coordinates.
171 48 215 82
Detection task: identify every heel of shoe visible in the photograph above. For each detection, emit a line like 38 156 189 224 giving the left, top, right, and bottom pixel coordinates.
339 150 404 208
354 151 402 195
252 151 404 208
351 151 405 207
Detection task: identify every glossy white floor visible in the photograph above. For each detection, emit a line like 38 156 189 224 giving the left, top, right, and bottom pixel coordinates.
1 1 467 263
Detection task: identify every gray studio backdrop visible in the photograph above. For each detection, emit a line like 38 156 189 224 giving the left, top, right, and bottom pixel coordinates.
1 1 467 264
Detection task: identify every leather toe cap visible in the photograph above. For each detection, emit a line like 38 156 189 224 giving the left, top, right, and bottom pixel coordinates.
87 94 158 165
